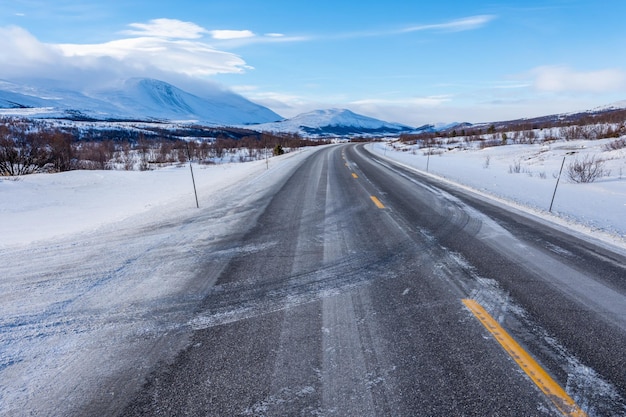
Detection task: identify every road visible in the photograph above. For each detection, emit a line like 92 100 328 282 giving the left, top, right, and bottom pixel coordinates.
110 143 626 416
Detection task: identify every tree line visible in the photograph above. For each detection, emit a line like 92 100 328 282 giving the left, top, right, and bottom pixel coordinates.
0 118 329 176
399 108 626 149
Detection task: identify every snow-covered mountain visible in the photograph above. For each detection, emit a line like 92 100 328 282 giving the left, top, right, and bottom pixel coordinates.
251 108 414 137
0 78 282 125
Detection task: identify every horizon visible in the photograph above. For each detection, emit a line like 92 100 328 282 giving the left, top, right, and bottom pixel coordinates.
1 1 625 126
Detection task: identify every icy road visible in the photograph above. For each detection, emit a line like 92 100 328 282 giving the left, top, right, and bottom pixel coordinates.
2 144 626 416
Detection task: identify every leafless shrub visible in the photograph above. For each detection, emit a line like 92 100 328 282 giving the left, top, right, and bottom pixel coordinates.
603 138 626 151
0 132 49 176
479 139 501 149
509 159 521 174
567 155 610 183
75 141 115 170
423 148 443 156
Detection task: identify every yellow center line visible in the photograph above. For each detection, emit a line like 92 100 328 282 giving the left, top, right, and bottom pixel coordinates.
352 173 358 179
370 195 385 209
462 299 587 417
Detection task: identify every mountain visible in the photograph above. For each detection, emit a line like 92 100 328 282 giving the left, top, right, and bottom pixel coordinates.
251 108 414 137
0 78 282 125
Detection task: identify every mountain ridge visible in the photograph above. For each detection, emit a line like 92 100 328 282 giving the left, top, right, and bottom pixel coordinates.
250 108 415 137
0 78 282 125
0 79 418 137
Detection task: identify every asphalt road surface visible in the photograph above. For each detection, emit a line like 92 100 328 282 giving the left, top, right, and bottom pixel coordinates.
114 143 626 416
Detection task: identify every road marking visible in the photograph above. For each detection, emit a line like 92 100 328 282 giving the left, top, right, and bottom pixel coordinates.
370 196 385 209
352 173 358 179
462 299 587 417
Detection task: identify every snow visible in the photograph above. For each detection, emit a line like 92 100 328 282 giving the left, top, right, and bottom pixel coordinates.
366 137 626 249
0 163 252 247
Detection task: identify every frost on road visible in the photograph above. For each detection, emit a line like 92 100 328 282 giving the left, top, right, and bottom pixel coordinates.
0 150 314 416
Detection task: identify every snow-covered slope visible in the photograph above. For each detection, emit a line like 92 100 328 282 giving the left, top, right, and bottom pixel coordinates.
0 78 282 125
251 108 414 137
0 81 52 109
591 100 626 112
91 78 282 124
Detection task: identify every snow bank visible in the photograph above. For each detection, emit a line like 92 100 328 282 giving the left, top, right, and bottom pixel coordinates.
0 156 289 248
367 138 626 248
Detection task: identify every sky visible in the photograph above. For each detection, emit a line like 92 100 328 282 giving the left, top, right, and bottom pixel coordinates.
1 0 626 126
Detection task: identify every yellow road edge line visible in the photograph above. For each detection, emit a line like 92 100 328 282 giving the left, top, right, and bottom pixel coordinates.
352 173 359 179
461 299 587 417
370 195 385 209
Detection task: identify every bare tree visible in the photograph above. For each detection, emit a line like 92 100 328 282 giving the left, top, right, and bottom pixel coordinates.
46 131 75 172
567 155 609 183
0 127 48 175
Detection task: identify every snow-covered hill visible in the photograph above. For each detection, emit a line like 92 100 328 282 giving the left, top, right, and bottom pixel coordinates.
251 108 414 137
591 100 626 112
0 78 282 125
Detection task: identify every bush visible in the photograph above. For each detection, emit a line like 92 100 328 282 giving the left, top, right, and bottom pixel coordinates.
273 144 284 156
603 138 626 151
567 155 609 183
509 159 522 174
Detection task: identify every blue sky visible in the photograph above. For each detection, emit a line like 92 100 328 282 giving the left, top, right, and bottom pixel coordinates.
1 0 626 125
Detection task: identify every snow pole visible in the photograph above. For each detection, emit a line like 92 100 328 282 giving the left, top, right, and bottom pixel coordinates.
549 151 576 212
186 142 200 209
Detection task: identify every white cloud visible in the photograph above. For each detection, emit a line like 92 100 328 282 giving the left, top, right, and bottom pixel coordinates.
123 18 208 39
209 30 255 40
0 26 56 65
403 15 496 33
530 66 626 93
237 88 311 116
328 15 496 41
57 37 249 77
0 20 251 89
351 96 452 107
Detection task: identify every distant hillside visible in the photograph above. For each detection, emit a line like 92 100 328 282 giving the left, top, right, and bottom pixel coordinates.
0 78 282 125
439 102 626 135
250 108 415 137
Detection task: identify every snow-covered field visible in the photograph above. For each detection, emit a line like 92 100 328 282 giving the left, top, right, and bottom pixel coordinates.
367 137 626 249
1 160 270 247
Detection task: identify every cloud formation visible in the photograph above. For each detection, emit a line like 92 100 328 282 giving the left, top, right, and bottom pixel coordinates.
57 37 249 77
351 96 452 107
530 66 626 93
329 14 496 41
402 15 496 33
123 18 209 39
209 29 256 40
0 19 252 90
